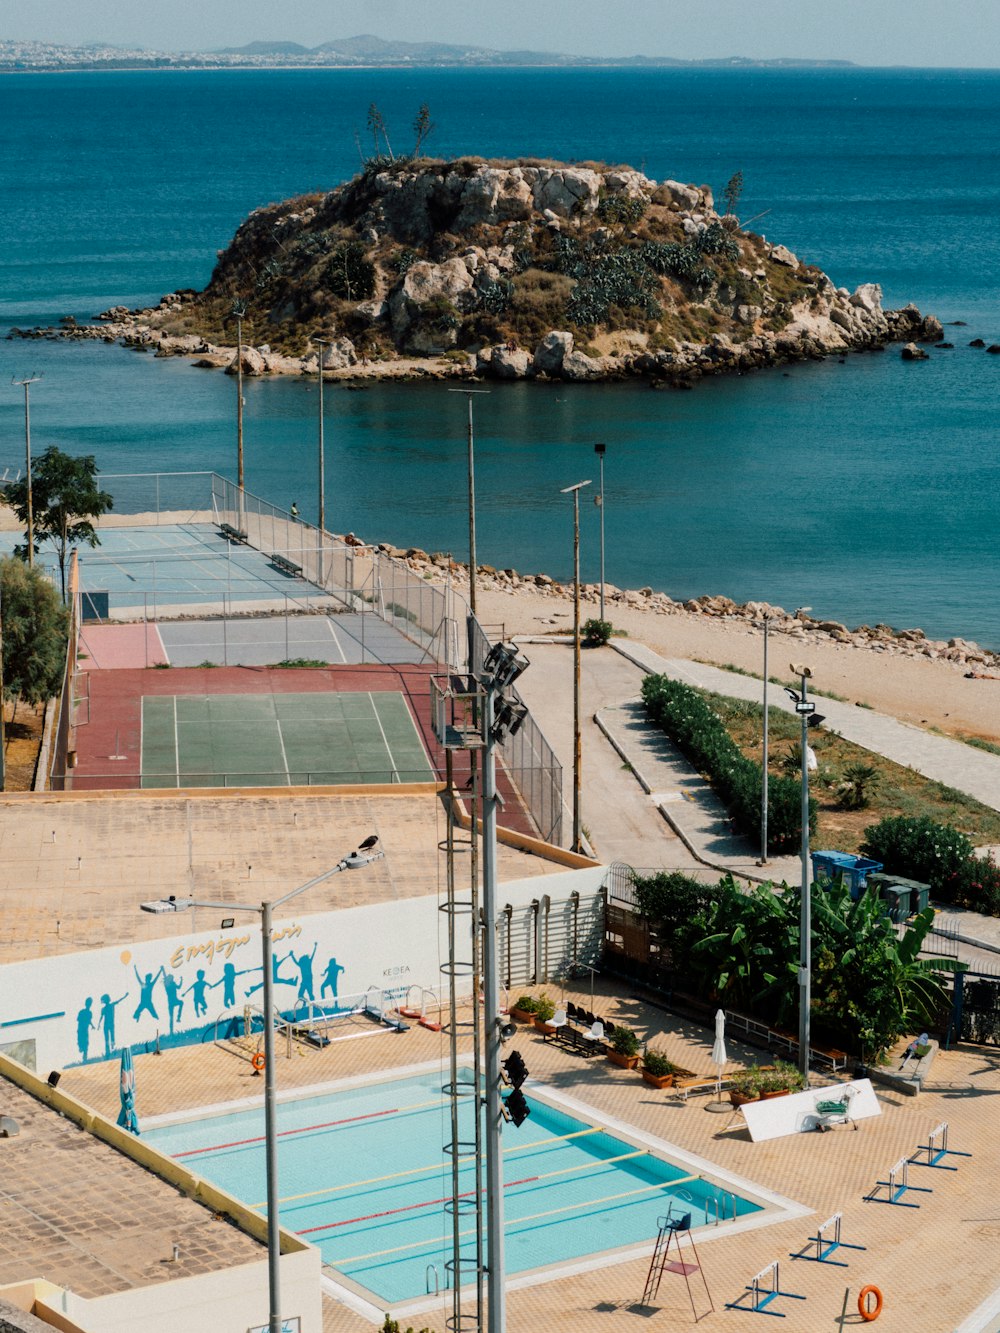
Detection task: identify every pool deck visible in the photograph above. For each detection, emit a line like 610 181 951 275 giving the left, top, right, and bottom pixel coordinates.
60 984 1000 1333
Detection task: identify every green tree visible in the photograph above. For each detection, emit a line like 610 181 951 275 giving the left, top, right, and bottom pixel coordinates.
3 447 113 601
722 170 744 217
412 104 435 156
1 555 68 716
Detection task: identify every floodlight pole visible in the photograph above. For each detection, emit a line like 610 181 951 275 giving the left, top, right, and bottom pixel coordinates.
448 388 490 622
481 677 505 1333
140 842 382 1333
760 615 769 864
794 667 814 1085
234 308 245 493
561 480 591 854
594 444 606 623
312 337 327 538
14 375 41 568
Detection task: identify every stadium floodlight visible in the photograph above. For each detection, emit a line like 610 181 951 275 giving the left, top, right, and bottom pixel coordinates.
504 1089 531 1127
501 1050 528 1089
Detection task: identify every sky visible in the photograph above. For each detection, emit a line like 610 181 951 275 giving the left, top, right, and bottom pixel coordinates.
5 0 1000 67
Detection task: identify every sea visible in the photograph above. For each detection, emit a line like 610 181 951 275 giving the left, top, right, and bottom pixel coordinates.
1 67 998 646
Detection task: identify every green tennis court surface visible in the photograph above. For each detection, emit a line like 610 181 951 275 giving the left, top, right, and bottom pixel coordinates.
140 692 433 788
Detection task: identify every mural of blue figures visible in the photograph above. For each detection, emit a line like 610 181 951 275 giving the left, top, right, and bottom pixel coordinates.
99 993 129 1058
75 997 97 1063
320 956 345 1004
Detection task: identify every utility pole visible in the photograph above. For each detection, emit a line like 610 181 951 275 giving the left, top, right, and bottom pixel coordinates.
760 614 769 864
13 374 42 568
448 387 490 621
311 336 328 538
231 301 247 499
594 443 606 623
786 663 817 1085
561 480 591 854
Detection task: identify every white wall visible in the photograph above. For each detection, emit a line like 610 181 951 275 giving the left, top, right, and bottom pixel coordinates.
0 867 605 1072
42 1250 320 1333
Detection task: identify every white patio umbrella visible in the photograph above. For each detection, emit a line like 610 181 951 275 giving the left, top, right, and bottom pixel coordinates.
711 1009 728 1104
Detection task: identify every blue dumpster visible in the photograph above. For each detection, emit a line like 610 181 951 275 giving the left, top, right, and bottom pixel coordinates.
810 851 883 899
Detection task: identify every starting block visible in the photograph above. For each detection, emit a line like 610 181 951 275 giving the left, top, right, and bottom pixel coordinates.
725 1260 806 1317
790 1212 866 1267
864 1155 933 1208
908 1121 972 1172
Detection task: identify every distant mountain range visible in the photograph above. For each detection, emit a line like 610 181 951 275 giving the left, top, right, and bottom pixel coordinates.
1 33 856 71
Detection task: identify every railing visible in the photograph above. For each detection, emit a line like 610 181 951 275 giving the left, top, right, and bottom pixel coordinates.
47 550 81 791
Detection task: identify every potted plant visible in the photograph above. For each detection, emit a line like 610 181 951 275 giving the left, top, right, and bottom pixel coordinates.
758 1060 805 1099
532 995 557 1030
510 995 539 1024
728 1066 763 1107
641 1047 678 1089
606 1024 641 1070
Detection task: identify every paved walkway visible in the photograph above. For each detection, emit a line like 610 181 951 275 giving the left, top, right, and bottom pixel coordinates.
514 637 1000 960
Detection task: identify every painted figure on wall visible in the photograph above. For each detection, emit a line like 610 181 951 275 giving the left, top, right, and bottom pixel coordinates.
214 962 253 1009
291 942 318 1002
76 997 97 1062
183 969 211 1018
162 973 185 1033
132 966 165 1023
320 956 345 1005
245 950 296 998
99 992 129 1058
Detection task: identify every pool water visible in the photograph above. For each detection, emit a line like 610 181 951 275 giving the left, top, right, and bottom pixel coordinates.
144 1070 761 1304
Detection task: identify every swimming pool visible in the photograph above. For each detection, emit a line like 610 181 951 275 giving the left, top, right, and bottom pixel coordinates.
145 1067 768 1307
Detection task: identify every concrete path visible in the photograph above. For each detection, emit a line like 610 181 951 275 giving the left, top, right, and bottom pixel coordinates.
513 635 1000 960
616 640 1000 815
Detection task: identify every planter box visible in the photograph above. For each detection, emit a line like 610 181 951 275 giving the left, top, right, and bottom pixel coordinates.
760 1088 792 1100
641 1070 675 1089
533 1015 556 1031
607 1050 640 1070
509 1007 536 1024
729 1090 759 1108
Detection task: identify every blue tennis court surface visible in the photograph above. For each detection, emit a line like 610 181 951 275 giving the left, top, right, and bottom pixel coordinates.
144 1070 763 1305
140 691 434 788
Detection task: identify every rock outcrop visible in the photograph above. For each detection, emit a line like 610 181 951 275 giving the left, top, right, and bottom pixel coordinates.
16 156 941 386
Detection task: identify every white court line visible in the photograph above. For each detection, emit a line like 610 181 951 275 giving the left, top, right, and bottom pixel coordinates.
172 694 180 788
368 692 399 781
326 616 348 664
274 708 293 787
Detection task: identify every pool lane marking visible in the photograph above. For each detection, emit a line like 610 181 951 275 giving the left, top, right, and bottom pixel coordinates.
174 1097 442 1158
297 1150 650 1236
331 1174 702 1266
264 1125 606 1207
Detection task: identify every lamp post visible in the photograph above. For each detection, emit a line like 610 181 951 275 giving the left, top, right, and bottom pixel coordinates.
231 302 247 494
13 374 42 568
448 388 490 621
785 665 819 1085
760 613 769 864
594 443 606 624
561 480 591 853
140 836 384 1333
311 337 329 538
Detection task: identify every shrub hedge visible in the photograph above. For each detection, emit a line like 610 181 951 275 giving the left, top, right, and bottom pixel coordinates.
862 814 1000 916
641 674 812 851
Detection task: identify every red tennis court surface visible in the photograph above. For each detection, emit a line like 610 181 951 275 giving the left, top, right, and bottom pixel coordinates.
69 664 537 837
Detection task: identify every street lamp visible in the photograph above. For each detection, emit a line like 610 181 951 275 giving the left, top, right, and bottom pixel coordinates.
594 444 606 624
561 480 591 853
231 300 247 497
311 336 329 539
784 666 824 1085
13 374 42 568
140 835 384 1333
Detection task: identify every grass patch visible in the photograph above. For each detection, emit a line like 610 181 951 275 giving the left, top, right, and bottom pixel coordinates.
700 687 1000 850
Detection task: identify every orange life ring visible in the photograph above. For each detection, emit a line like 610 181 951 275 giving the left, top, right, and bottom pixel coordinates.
251 1051 266 1073
858 1285 883 1321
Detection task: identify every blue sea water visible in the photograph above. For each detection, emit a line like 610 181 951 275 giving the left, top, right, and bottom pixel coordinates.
1 68 998 644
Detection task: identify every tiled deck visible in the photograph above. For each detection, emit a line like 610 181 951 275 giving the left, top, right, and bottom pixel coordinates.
61 985 1000 1333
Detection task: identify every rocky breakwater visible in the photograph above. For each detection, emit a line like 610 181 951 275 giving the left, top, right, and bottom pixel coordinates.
12 157 941 384
366 540 1000 674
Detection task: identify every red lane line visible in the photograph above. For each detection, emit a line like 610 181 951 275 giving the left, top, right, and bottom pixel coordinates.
297 1174 542 1236
175 1105 401 1158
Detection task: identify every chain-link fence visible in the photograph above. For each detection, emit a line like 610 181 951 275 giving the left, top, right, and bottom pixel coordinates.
469 615 563 847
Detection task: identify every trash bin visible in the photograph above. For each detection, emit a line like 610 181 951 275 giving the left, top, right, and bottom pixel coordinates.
867 873 930 921
811 851 883 899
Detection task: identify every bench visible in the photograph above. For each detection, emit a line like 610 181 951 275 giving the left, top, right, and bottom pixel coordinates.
539 1023 602 1058
270 552 303 578
672 1076 733 1103
219 522 248 543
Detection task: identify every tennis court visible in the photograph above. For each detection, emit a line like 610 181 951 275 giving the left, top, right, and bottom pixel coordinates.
140 691 434 788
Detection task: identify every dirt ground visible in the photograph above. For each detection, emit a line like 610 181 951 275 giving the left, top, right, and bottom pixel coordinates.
2 699 44 792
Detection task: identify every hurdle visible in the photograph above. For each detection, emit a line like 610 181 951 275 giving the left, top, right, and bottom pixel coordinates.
790 1212 866 1267
908 1121 972 1171
863 1156 933 1207
724 1260 806 1317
